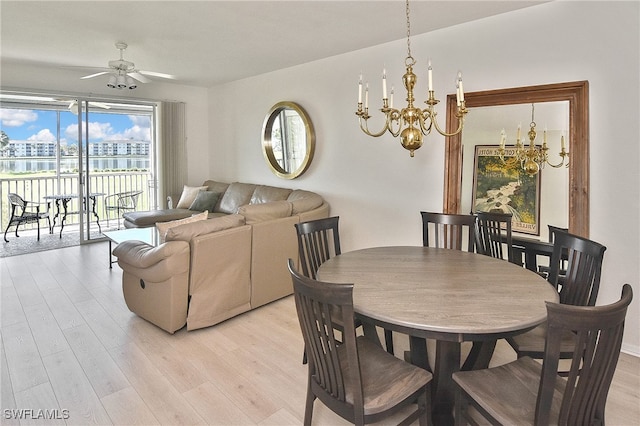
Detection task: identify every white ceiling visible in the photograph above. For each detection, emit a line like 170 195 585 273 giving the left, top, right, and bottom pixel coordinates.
1 1 545 88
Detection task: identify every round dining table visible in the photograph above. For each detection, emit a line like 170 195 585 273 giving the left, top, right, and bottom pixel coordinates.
317 246 559 425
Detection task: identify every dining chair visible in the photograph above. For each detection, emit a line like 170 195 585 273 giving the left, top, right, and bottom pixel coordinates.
413 211 478 369
288 259 433 426
506 231 607 363
475 211 515 263
4 193 51 242
294 216 341 280
538 224 569 279
295 216 361 361
453 284 632 426
421 211 476 252
104 190 143 229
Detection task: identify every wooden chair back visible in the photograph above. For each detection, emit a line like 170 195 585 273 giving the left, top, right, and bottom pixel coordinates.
535 284 632 425
475 211 514 263
289 259 360 419
294 216 341 279
548 231 606 306
547 224 568 243
421 212 476 252
288 259 431 425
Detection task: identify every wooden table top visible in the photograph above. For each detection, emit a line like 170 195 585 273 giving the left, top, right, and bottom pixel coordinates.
317 246 559 341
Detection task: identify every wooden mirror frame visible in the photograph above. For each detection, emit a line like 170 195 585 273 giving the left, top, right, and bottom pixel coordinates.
444 81 589 237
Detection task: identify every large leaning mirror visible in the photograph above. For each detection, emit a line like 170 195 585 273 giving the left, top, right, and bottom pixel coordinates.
262 101 315 179
444 81 589 238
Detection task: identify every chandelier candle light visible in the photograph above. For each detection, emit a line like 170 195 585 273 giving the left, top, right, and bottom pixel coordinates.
355 0 468 157
498 103 569 176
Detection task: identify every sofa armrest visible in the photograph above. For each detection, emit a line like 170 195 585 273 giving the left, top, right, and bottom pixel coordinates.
113 240 190 281
186 224 253 330
166 193 182 209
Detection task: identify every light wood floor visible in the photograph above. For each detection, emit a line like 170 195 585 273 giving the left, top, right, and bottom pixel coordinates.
1 242 639 425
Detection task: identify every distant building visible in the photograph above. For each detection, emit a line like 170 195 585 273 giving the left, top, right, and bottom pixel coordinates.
4 140 56 157
2 139 149 157
88 140 150 156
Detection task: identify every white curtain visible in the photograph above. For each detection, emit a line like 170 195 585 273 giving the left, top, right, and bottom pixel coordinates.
158 101 187 208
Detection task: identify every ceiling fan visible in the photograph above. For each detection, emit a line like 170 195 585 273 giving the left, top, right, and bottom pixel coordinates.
81 42 176 89
66 100 111 114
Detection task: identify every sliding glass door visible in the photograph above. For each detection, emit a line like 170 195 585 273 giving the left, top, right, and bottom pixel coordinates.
0 93 157 244
75 99 157 241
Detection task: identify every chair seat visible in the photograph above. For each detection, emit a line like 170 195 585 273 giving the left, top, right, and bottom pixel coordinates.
453 356 565 425
336 336 432 416
507 322 578 359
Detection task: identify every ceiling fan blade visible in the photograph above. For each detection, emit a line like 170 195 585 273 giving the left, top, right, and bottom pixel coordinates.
128 72 150 83
90 102 111 110
138 70 176 79
81 71 110 79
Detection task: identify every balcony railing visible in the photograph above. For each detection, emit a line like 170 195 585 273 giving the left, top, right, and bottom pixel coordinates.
0 172 155 234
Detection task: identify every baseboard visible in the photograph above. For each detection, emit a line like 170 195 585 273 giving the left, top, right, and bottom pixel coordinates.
621 343 640 358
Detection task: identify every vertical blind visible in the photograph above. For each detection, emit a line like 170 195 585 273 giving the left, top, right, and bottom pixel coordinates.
159 101 187 207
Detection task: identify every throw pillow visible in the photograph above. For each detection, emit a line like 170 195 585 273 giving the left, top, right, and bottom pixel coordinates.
156 210 208 243
175 185 208 209
189 191 220 212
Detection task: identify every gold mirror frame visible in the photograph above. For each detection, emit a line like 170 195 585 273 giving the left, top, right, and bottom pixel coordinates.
262 101 315 179
444 81 589 237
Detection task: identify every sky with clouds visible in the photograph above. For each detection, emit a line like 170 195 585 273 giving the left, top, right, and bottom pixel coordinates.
0 108 151 145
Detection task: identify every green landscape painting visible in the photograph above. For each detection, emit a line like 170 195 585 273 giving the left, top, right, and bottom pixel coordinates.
472 145 540 235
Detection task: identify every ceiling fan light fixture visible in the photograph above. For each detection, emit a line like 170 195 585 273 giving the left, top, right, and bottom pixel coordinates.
107 75 117 88
126 76 137 90
116 74 127 89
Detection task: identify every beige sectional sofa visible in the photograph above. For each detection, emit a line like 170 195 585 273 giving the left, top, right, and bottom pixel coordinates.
112 180 329 333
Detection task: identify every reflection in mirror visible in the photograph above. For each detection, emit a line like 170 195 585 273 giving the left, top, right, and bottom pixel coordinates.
444 81 589 238
459 102 570 240
262 102 315 179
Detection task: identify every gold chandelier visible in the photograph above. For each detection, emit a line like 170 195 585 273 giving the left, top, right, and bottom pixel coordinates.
355 0 468 157
498 103 569 176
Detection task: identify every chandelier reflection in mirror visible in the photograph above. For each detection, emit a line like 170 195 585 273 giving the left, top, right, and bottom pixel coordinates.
498 103 570 176
355 0 468 157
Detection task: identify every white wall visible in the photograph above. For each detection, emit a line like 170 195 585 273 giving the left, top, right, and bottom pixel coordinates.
208 1 640 354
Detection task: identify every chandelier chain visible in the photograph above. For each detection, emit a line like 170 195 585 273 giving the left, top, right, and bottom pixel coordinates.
406 0 413 62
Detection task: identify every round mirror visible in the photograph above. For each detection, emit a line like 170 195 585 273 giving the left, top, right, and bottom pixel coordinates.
262 101 315 179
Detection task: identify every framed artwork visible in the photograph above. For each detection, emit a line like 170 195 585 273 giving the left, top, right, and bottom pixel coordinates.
472 145 541 235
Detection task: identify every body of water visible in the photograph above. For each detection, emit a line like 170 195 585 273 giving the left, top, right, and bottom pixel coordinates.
0 157 150 173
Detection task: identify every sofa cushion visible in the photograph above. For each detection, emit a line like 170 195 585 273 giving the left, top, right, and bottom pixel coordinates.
202 180 230 211
250 185 293 204
165 214 246 242
176 185 208 209
156 210 209 243
287 189 324 214
202 180 230 194
124 209 195 227
237 200 293 224
218 182 257 214
189 191 221 212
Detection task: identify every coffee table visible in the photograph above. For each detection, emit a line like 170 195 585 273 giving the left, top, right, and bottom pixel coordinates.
103 227 158 268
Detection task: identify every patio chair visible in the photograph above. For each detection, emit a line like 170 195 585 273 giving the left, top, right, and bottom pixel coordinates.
104 190 142 229
4 193 51 242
